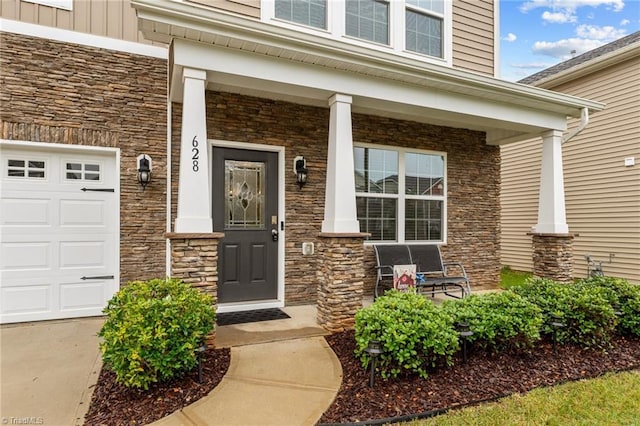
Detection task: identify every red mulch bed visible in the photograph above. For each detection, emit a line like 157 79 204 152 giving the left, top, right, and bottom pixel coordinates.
84 333 640 425
84 348 230 425
320 330 640 424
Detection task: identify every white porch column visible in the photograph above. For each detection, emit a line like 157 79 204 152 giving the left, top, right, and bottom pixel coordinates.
534 129 568 234
175 68 212 233
321 94 360 233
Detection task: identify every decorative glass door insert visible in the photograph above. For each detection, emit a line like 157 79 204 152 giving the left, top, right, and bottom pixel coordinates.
225 160 265 229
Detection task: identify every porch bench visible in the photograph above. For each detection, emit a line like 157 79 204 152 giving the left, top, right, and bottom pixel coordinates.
373 244 471 299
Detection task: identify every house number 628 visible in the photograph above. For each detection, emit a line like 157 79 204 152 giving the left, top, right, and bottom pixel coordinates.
191 136 199 172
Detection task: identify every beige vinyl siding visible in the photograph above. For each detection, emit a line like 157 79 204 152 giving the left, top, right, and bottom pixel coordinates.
0 0 162 45
186 0 260 18
452 0 494 76
500 139 540 272
501 55 640 283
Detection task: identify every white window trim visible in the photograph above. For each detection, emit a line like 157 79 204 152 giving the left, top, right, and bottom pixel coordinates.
262 0 452 67
21 0 72 11
355 142 447 244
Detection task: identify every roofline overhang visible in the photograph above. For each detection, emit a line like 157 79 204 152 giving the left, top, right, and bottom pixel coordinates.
131 0 605 144
529 40 640 89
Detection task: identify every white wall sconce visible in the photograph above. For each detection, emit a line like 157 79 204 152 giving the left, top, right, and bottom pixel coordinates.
137 154 152 190
294 155 308 189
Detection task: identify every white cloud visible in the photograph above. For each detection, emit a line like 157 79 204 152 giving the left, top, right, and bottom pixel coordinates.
542 10 577 23
575 24 627 39
503 33 517 42
532 38 604 59
620 18 630 25
520 0 625 13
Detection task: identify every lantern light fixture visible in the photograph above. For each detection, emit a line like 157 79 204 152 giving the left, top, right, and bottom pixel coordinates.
293 156 308 189
137 154 152 190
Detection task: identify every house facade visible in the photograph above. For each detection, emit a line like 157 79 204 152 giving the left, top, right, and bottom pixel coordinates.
1 0 603 328
501 32 640 284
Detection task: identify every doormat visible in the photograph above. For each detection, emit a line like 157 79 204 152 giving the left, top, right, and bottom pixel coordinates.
216 308 291 326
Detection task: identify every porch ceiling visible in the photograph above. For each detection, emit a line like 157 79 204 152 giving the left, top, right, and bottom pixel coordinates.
132 0 604 145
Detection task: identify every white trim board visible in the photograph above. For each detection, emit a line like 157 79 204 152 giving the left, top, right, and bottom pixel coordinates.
0 18 167 59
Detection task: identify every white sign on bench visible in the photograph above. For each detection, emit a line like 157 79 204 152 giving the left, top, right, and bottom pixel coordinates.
393 264 416 292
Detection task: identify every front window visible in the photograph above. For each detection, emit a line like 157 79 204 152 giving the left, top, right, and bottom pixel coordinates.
355 146 445 242
275 0 327 29
345 0 389 45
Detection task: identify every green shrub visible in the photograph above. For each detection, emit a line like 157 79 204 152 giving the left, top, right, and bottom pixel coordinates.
575 276 640 337
441 291 543 353
514 278 617 348
99 278 215 389
354 290 458 379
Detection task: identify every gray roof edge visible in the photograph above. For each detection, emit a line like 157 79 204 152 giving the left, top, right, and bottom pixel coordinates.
519 31 640 85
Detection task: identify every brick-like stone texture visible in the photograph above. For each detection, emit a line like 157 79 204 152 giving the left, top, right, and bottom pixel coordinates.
167 233 222 346
316 235 366 332
172 91 501 304
532 234 574 283
0 32 168 286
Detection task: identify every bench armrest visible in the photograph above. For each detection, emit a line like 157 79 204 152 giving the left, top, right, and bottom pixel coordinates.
443 262 467 278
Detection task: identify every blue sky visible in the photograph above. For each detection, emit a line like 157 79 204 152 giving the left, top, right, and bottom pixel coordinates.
499 0 640 81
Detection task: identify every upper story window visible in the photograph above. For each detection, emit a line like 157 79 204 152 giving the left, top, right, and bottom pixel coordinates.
345 0 389 45
275 0 326 29
263 0 452 65
405 0 443 57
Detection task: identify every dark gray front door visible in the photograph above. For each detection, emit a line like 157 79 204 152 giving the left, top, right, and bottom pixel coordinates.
213 147 279 303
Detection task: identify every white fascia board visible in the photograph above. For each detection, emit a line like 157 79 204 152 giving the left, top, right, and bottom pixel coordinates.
132 0 603 118
172 39 568 132
0 18 167 59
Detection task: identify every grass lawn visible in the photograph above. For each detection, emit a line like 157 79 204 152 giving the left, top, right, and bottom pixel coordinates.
500 266 532 290
407 370 640 425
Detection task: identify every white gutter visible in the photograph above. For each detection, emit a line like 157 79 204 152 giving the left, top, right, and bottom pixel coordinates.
562 107 589 145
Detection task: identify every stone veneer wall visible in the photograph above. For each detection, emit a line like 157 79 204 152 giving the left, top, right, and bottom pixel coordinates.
316 234 367 331
531 234 575 283
0 32 168 285
171 91 501 304
166 233 222 346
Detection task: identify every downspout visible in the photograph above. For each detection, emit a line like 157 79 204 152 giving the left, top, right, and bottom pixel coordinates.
165 82 172 278
562 107 589 144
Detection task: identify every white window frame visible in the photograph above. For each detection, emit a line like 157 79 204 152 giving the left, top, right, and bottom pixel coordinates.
404 0 445 58
262 0 453 66
354 142 447 244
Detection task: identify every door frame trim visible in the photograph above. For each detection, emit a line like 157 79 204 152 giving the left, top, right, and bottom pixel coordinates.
210 139 285 313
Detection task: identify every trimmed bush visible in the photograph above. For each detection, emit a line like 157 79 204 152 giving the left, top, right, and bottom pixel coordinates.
354 290 458 379
99 278 215 389
442 291 543 353
575 276 640 337
514 278 617 348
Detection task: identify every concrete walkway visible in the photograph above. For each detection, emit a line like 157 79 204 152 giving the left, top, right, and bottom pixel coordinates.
154 336 342 426
0 317 104 426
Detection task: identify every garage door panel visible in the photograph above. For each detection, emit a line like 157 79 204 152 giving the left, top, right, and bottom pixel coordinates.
59 241 107 269
1 283 51 315
60 281 107 311
59 199 107 227
1 197 51 226
0 242 52 271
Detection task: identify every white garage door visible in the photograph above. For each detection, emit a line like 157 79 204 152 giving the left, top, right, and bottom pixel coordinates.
0 143 119 324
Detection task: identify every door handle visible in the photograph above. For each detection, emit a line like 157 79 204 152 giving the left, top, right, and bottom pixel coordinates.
80 275 115 280
271 229 278 242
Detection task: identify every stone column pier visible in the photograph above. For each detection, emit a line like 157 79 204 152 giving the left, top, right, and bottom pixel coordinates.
316 233 368 332
530 233 575 283
166 232 224 346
